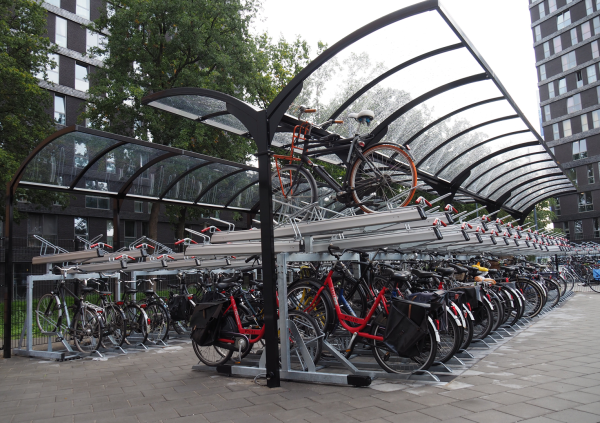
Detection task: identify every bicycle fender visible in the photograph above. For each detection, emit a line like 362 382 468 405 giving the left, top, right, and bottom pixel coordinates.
449 301 464 327
482 296 494 311
428 316 440 342
462 304 475 321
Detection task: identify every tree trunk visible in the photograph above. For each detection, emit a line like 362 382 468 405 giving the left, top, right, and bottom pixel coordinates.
176 207 187 240
148 201 160 242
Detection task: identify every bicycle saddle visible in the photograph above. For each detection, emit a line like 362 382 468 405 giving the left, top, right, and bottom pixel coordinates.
82 287 95 293
435 267 455 276
220 276 239 284
389 270 411 282
500 265 518 271
448 263 468 273
487 268 499 276
99 291 112 296
216 281 239 290
411 269 440 279
348 110 375 125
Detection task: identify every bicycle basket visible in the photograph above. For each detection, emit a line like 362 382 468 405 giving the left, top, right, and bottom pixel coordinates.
189 301 226 347
594 269 600 280
384 298 430 358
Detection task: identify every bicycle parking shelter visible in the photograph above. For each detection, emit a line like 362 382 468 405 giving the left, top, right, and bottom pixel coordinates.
3 0 575 388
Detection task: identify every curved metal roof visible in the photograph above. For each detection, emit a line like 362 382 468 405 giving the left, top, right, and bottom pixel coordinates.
10 126 259 211
142 0 574 218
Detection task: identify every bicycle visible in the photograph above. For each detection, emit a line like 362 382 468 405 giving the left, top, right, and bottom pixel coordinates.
35 266 104 353
272 107 417 216
82 279 127 349
136 278 171 343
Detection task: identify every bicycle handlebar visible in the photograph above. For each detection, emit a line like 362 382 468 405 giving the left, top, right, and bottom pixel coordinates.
245 254 260 263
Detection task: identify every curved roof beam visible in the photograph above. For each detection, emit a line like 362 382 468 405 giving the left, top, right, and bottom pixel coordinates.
69 141 127 189
158 161 213 200
507 178 573 206
404 96 505 147
328 43 464 121
464 149 548 190
193 168 247 204
266 1 439 120
451 143 543 190
117 152 178 198
415 116 521 168
370 73 490 145
492 173 567 204
520 189 575 216
516 186 576 212
476 158 555 194
512 183 574 210
224 179 260 208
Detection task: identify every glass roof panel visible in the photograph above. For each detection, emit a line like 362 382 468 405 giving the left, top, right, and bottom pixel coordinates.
161 162 242 203
127 155 207 198
514 186 575 211
508 182 574 209
197 170 258 207
227 180 260 210
21 132 121 189
73 143 167 193
484 164 562 199
463 147 548 191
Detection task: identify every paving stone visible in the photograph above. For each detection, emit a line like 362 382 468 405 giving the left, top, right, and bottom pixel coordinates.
525 396 582 411
545 408 600 423
341 405 394 422
202 408 249 423
462 409 521 423
497 402 553 419
452 398 503 413
553 390 599 404
383 410 441 423
480 392 525 405
419 403 471 420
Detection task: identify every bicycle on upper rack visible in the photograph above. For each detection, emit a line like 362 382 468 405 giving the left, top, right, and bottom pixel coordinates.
35 266 103 353
272 106 417 217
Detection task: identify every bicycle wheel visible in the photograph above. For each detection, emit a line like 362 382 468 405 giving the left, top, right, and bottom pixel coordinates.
271 165 317 218
371 317 437 373
545 279 561 307
287 280 335 334
192 315 235 366
36 294 61 334
349 143 417 213
124 304 149 344
472 300 493 340
489 294 504 332
103 304 126 347
287 310 323 366
515 279 544 318
460 308 474 350
72 309 103 353
589 277 600 293
186 283 204 300
145 303 170 342
436 310 461 363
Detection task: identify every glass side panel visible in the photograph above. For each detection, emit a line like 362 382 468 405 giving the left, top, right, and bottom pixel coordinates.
161 162 241 203
482 163 560 199
507 182 574 209
513 186 575 211
127 155 207 198
74 143 167 193
197 170 258 207
423 122 532 179
148 95 253 135
227 180 260 210
488 170 566 201
463 147 547 191
21 132 122 188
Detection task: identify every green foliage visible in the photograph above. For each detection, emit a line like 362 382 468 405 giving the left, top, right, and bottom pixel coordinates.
0 0 70 222
524 199 557 230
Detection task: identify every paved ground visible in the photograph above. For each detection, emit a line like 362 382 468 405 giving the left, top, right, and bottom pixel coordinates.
2 293 600 423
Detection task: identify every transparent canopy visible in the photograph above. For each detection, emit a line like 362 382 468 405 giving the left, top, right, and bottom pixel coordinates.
137 1 575 217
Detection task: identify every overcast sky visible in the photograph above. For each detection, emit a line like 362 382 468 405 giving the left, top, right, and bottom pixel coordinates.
253 0 539 131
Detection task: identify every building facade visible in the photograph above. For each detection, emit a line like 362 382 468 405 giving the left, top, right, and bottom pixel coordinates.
531 0 600 241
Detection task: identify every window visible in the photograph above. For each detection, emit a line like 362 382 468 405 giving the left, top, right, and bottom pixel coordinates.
555 197 561 216
86 30 106 59
573 139 588 159
564 119 572 136
539 2 546 18
124 221 136 245
39 53 60 84
75 63 88 91
587 0 594 15
543 41 551 58
76 0 90 19
55 17 67 48
571 28 578 45
54 95 66 125
564 222 570 239
549 0 557 13
588 164 595 184
575 220 584 239
579 192 594 212
595 17 600 35
134 201 144 213
553 36 562 53
582 114 589 131
107 221 114 246
557 11 571 30
74 140 88 168
593 41 600 59
27 214 57 247
577 71 584 88
553 123 560 139
544 104 551 121
74 217 89 240
595 218 600 237
46 0 60 6
594 110 600 127
558 77 567 94
583 22 592 40
568 168 577 184
567 93 582 113
588 65 597 83
540 64 547 80
85 179 107 191
535 25 542 42
85 196 110 209
548 81 556 98
562 51 577 71
105 152 116 173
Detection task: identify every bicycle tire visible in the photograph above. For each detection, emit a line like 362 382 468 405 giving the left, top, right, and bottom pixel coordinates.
472 300 494 340
192 315 235 366
589 277 600 293
124 304 149 344
288 310 323 366
287 279 335 334
460 308 474 350
145 303 170 342
515 279 544 318
72 309 103 353
103 304 126 347
545 279 561 307
436 309 461 363
504 288 522 327
349 143 417 213
271 165 318 218
36 293 62 334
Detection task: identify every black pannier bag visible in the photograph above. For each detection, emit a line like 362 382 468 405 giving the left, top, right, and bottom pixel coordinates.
384 298 430 358
168 295 190 322
189 301 226 346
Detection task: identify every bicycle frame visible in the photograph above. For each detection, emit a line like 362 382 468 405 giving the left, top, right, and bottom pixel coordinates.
220 294 266 344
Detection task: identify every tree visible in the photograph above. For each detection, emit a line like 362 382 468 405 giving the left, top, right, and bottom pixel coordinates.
83 0 313 242
0 0 69 223
524 199 558 230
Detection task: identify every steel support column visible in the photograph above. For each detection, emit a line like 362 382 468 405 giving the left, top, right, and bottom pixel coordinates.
3 185 13 358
